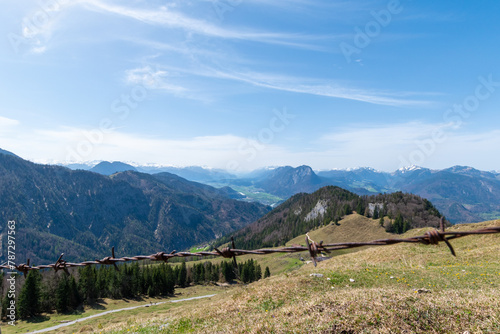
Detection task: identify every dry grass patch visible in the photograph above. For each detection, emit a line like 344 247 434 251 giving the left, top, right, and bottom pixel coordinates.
286 214 392 246
8 220 499 334
100 222 500 333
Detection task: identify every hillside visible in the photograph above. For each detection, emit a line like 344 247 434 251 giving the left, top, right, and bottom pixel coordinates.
19 220 499 334
0 154 269 264
156 221 500 334
217 186 444 250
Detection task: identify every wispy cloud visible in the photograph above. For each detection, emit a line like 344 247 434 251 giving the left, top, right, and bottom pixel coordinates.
78 0 329 49
320 122 453 147
0 116 20 128
10 1 436 109
14 1 71 54
124 65 216 102
150 63 435 107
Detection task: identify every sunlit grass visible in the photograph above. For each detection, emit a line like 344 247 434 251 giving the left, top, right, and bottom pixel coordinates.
99 220 500 334
6 220 499 333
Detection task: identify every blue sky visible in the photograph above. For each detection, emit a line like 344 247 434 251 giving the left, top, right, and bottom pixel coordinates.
1 0 499 172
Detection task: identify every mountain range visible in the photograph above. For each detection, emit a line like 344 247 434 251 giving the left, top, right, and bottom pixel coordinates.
0 151 269 264
61 160 500 224
143 164 499 225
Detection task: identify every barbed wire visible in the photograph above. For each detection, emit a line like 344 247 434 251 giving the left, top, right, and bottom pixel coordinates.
2 224 500 276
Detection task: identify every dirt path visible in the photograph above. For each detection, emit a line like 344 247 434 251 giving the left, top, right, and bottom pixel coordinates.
28 294 216 333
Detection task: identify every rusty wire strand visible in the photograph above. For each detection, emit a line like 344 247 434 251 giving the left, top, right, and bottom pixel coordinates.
2 226 499 275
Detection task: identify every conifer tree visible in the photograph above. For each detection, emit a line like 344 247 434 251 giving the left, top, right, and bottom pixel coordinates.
56 275 70 313
390 212 404 234
18 270 41 319
255 264 262 280
78 266 97 304
178 262 187 287
162 264 175 295
204 262 213 283
68 276 81 309
264 266 271 278
402 219 410 234
356 201 365 215
240 263 249 283
221 261 232 282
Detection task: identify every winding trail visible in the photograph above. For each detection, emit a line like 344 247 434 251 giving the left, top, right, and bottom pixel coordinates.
28 294 216 333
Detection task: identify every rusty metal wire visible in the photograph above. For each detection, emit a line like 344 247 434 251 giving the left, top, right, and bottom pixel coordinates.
2 225 500 275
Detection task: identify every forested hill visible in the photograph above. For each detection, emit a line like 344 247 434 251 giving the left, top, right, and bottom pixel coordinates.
0 154 269 264
217 186 445 250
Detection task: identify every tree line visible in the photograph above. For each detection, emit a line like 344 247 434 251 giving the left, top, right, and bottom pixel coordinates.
1 259 270 321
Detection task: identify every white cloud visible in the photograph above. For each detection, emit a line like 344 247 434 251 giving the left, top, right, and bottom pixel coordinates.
32 45 47 54
0 116 21 138
0 116 20 128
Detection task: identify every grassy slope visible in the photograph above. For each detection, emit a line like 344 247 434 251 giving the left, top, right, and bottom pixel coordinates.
183 214 392 277
6 218 500 333
105 220 499 334
286 213 392 245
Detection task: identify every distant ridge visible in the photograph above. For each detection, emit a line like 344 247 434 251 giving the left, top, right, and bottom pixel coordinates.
90 161 137 175
136 165 236 183
0 148 18 157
